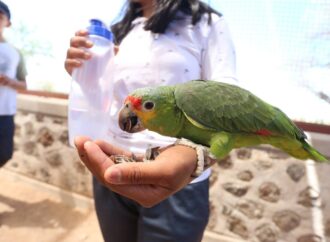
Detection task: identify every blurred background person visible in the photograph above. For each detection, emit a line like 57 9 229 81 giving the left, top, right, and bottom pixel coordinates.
0 0 27 167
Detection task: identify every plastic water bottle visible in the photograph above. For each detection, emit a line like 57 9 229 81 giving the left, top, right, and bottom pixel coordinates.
68 19 114 147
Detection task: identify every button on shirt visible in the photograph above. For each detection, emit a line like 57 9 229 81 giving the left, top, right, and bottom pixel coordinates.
107 13 237 182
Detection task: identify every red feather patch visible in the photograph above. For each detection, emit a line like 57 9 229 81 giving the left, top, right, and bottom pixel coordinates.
255 129 272 136
126 96 142 110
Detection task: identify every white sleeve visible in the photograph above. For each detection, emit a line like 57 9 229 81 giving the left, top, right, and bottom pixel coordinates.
201 17 238 84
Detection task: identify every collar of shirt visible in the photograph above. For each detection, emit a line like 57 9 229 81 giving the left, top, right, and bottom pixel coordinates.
132 17 148 26
131 17 161 40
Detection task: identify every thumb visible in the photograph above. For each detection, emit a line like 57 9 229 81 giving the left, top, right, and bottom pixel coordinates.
104 161 164 185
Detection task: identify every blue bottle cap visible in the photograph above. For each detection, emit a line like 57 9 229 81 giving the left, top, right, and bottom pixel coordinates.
88 19 113 41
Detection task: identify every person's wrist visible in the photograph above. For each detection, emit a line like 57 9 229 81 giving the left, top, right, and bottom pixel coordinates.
167 145 197 176
143 143 197 176
174 138 218 177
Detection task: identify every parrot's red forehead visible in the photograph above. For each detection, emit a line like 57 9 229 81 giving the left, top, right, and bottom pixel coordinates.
125 96 142 110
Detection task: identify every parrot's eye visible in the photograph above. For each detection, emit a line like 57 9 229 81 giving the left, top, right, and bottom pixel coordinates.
143 101 155 111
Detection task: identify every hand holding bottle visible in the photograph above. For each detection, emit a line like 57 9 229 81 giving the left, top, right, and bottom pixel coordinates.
64 29 93 75
65 29 119 75
67 19 115 146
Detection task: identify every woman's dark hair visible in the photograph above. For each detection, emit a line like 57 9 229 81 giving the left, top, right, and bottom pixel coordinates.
111 0 221 44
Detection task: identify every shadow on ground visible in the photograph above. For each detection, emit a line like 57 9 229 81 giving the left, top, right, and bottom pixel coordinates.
0 194 87 230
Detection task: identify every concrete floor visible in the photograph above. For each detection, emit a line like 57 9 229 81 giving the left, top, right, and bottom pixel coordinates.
0 169 102 242
0 169 243 242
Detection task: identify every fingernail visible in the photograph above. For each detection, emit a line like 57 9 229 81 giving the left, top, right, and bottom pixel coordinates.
84 141 93 149
106 167 121 184
84 52 91 59
86 40 93 46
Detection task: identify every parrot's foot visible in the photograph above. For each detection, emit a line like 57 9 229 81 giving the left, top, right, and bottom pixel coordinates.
111 155 140 164
111 140 221 178
111 147 161 164
175 138 206 177
175 138 223 177
144 146 161 161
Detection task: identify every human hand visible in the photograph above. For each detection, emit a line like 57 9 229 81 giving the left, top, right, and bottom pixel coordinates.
64 29 119 75
0 74 11 86
75 136 197 207
64 29 93 75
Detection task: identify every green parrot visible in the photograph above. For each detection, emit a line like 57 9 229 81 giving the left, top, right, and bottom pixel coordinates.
118 80 328 162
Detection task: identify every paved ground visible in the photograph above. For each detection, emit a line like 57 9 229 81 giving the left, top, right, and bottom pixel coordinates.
0 169 102 242
0 169 242 242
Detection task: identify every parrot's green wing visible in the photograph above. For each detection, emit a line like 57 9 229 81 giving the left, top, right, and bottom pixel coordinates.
174 80 305 139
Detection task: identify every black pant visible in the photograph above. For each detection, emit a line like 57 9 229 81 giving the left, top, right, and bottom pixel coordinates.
0 115 15 167
93 177 210 242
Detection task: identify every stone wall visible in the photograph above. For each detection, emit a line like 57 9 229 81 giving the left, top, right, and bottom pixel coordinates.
208 147 330 242
5 94 330 242
6 94 92 197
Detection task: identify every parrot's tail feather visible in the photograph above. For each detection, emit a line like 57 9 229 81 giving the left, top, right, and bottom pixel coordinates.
302 140 329 162
270 138 328 162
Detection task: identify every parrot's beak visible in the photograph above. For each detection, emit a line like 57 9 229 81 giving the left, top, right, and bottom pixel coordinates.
118 104 145 133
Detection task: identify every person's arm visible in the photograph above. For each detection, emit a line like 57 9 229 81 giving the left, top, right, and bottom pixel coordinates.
75 136 198 207
0 51 27 90
0 74 26 90
73 17 238 207
8 78 26 90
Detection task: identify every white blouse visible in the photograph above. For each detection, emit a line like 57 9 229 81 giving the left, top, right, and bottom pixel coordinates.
107 12 237 182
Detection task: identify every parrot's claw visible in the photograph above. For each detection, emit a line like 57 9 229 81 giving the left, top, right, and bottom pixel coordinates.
145 146 161 160
110 147 161 164
111 145 180 164
111 155 140 164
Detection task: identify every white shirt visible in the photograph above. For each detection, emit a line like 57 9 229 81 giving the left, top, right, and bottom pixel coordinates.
0 42 21 115
107 12 237 183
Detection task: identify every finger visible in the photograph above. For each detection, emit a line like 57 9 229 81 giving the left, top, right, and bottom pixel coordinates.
94 139 132 157
64 59 82 74
83 141 115 181
109 184 172 208
74 136 102 180
74 136 91 161
67 47 92 60
104 161 166 185
105 145 196 187
70 36 93 48
74 136 90 150
75 29 89 37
